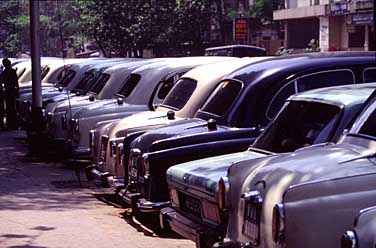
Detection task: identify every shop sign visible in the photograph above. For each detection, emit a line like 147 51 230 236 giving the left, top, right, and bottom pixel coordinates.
355 0 373 11
347 11 373 25
329 1 349 15
234 17 248 42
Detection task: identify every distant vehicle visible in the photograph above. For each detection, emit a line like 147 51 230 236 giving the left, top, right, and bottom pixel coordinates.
205 45 267 57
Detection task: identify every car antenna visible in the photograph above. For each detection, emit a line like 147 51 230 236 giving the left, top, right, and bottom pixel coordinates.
56 0 81 186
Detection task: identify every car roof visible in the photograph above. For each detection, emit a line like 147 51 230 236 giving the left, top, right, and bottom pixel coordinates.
227 51 376 87
205 45 266 51
289 83 376 107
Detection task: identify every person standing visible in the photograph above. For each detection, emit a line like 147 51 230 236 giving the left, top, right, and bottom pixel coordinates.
0 58 19 129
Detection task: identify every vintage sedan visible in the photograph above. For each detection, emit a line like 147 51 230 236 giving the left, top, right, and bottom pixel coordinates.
160 83 376 248
22 59 128 133
86 57 267 184
121 52 376 216
70 57 238 163
341 206 376 248
213 86 376 248
47 59 155 148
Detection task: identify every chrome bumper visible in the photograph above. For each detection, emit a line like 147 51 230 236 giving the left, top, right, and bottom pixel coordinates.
137 198 170 213
160 207 223 248
85 165 110 187
117 188 141 208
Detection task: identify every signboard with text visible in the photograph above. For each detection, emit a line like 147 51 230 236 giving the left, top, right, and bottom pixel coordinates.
234 18 248 42
347 11 373 25
329 1 349 16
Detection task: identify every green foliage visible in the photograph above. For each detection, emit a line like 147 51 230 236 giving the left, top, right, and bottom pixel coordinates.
252 0 273 19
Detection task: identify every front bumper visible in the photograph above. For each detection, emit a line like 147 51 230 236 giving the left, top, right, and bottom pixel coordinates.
137 198 170 213
160 207 223 248
85 164 110 187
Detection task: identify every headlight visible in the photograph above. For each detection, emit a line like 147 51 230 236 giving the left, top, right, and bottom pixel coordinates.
218 177 229 210
272 203 285 244
61 112 67 129
341 230 357 248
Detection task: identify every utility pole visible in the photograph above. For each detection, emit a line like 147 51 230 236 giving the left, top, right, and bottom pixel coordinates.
30 0 43 132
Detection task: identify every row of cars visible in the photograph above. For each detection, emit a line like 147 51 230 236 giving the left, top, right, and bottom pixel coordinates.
15 52 376 248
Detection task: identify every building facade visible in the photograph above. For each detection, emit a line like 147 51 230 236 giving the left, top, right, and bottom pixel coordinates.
274 0 374 52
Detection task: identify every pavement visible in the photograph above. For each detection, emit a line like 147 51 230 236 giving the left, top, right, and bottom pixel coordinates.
0 130 194 248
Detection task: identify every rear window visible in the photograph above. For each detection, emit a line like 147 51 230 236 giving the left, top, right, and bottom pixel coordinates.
161 78 197 110
200 80 242 116
89 73 110 95
254 101 341 153
116 74 141 98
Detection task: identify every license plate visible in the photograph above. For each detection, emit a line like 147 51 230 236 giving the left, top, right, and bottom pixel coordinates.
180 193 201 218
242 201 261 245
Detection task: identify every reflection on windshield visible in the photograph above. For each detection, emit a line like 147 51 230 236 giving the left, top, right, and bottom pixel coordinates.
254 101 340 153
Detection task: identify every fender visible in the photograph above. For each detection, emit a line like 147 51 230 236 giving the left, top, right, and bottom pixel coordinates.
144 138 255 202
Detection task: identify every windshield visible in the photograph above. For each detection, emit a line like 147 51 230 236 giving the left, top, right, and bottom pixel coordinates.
72 72 94 92
88 73 110 95
200 80 242 116
116 74 141 98
254 101 341 153
160 78 197 110
56 69 76 87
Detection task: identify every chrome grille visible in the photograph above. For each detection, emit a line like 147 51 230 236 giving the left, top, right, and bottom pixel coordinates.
99 135 109 162
242 191 263 245
128 148 141 181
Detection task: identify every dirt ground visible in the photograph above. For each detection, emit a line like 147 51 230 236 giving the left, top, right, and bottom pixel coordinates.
0 130 195 248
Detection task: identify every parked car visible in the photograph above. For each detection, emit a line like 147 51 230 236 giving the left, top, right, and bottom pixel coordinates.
85 57 266 184
46 59 157 148
69 57 236 165
341 206 376 248
205 45 267 57
160 83 376 248
21 59 128 132
119 52 376 217
211 87 376 248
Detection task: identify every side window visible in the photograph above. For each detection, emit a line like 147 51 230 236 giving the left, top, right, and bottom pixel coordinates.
201 80 243 116
152 71 186 106
116 74 141 98
266 82 296 120
161 78 197 110
363 68 376 83
297 69 355 92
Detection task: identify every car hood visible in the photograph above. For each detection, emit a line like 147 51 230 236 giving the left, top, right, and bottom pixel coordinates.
167 150 270 197
53 97 111 114
228 141 376 207
129 118 231 152
75 100 143 119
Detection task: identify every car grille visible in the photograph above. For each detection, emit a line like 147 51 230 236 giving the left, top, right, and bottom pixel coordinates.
242 199 262 245
99 135 109 163
179 192 202 218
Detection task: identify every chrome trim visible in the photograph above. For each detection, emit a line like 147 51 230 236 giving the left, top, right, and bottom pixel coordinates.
110 140 117 158
341 230 357 248
272 203 285 244
218 176 229 210
89 130 95 150
141 153 149 176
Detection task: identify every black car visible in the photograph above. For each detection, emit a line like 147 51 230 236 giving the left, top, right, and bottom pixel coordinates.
118 52 376 216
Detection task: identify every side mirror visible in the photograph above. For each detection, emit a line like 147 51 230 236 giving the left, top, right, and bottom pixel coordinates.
89 95 95 102
58 86 63 92
117 98 124 105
